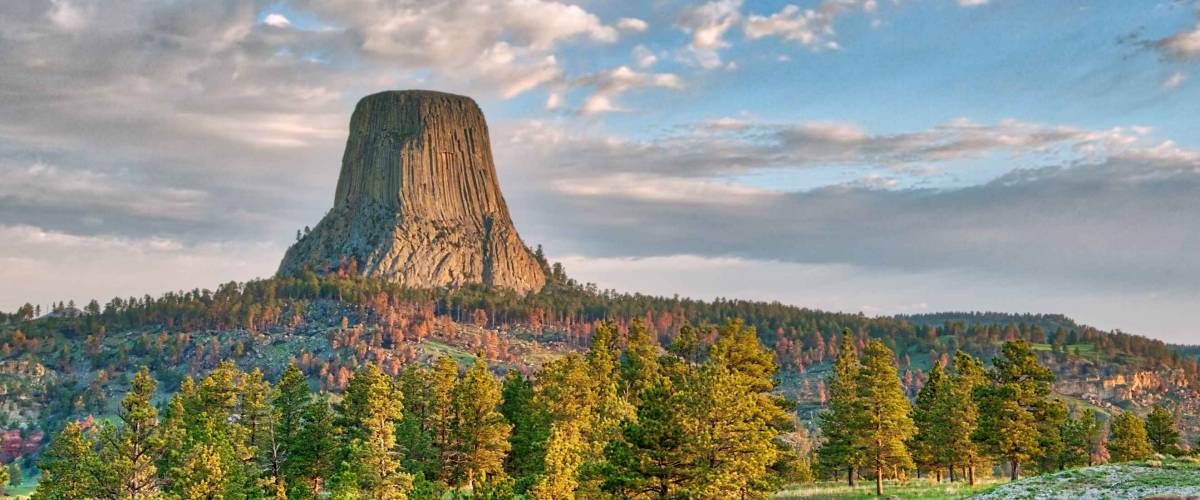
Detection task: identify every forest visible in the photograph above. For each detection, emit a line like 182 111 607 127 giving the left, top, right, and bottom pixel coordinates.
1 271 1197 497
19 321 1190 498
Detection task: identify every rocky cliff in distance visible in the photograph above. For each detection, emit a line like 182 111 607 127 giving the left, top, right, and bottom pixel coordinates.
278 90 546 294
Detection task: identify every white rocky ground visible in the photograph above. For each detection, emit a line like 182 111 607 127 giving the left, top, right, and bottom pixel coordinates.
972 460 1200 500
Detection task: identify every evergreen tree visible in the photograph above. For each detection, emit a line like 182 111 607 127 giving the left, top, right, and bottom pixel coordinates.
499 371 549 487
1059 410 1099 469
33 422 101 499
428 356 460 483
946 351 986 485
530 422 586 500
817 331 863 485
620 320 662 405
601 382 695 498
1144 405 1180 455
338 363 411 498
97 366 163 499
687 320 789 497
1108 411 1154 462
911 362 949 480
972 341 1055 480
396 364 438 480
854 340 916 496
452 356 512 488
273 363 311 491
290 400 337 497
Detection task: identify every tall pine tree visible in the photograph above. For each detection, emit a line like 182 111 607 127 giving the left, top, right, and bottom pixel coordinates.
818 331 864 485
854 340 915 496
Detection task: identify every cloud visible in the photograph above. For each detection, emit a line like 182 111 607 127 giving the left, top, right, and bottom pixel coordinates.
1164 71 1188 89
957 0 990 6
0 224 280 311
1159 22 1200 60
574 66 683 115
618 17 649 32
633 45 658 68
744 1 879 50
501 117 1150 181
262 13 291 28
678 0 743 69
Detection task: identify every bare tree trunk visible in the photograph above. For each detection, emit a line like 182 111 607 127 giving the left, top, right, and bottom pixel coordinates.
848 466 856 487
949 466 956 482
1010 458 1020 481
876 466 883 496
968 465 976 486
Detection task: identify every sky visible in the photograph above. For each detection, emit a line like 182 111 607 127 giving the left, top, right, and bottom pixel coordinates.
1 0 1198 343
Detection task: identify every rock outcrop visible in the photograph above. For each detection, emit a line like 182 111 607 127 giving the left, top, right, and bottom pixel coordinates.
278 90 546 294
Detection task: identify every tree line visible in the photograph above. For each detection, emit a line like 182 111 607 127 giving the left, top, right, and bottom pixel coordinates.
32 320 804 499
816 335 1186 495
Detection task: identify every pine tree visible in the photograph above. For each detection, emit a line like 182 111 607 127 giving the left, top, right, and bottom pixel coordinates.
239 368 276 490
620 320 662 405
337 363 411 498
687 320 788 497
1108 411 1154 462
1059 410 1099 469
273 363 311 491
98 366 163 499
945 351 985 485
290 400 337 497
601 382 695 498
1144 405 1180 455
911 361 949 480
428 355 460 483
530 422 586 500
854 340 916 496
818 331 863 485
396 363 438 480
500 371 549 486
972 340 1055 480
33 422 101 499
452 355 512 488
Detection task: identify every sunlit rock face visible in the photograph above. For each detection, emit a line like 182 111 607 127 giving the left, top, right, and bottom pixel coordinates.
279 90 546 294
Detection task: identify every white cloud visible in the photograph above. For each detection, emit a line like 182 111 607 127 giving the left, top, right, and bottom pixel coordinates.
0 224 280 313
1163 71 1188 89
552 173 779 204
47 0 86 31
618 17 648 32
262 13 291 28
744 1 877 50
1159 22 1200 60
679 0 743 69
957 0 989 6
633 45 658 68
293 0 620 98
575 65 683 115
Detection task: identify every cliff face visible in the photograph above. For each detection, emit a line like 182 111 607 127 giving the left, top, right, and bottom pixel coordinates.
278 90 546 294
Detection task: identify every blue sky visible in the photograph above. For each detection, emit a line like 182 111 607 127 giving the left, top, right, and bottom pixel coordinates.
1 0 1198 342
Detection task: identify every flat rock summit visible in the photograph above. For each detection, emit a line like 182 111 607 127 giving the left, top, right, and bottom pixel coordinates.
278 90 546 294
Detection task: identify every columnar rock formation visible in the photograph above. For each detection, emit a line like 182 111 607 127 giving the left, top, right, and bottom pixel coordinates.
278 90 547 294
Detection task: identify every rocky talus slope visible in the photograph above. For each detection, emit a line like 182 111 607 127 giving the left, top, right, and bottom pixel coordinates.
278 90 546 294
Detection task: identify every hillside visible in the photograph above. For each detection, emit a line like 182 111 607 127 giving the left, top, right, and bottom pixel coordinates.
2 270 1198 471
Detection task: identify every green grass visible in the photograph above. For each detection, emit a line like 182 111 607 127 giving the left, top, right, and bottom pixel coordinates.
774 478 996 499
1028 343 1093 356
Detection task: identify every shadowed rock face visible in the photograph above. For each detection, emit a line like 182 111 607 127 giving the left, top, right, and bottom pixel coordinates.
278 90 547 294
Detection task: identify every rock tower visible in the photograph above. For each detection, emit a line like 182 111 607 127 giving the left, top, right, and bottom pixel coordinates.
278 90 547 294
